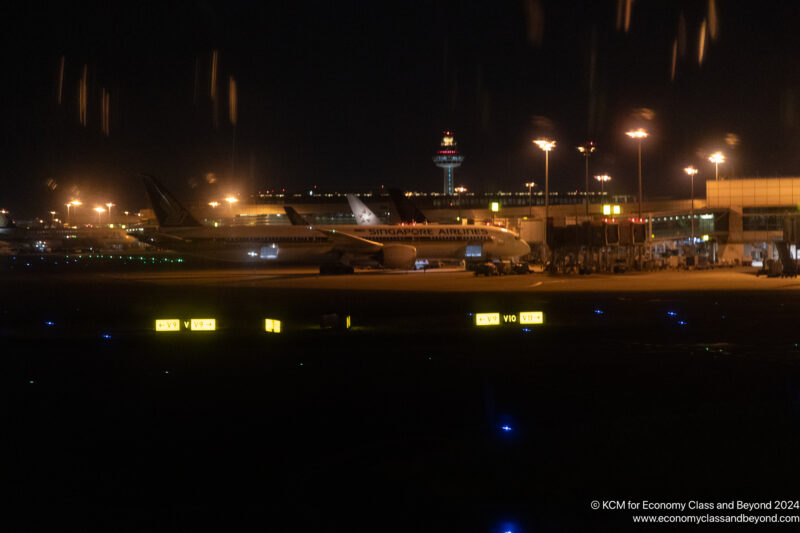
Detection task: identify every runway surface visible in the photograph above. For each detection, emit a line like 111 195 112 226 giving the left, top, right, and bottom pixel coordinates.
11 265 798 292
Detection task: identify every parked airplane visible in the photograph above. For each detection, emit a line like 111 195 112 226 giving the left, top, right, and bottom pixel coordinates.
0 211 137 253
388 188 428 224
346 194 381 225
283 206 310 226
137 175 530 272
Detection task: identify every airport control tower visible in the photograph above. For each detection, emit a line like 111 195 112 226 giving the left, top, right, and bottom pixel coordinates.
432 131 464 195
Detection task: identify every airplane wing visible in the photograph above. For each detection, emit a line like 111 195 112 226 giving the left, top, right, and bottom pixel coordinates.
317 229 383 254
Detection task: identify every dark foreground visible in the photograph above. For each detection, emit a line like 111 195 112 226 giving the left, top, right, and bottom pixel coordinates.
5 273 800 531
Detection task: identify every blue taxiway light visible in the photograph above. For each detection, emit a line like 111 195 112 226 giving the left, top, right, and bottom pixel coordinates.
44 321 54 326
593 309 604 314
101 334 111 339
501 425 513 432
28 380 34 384
677 321 687 326
521 328 531 333
667 311 677 317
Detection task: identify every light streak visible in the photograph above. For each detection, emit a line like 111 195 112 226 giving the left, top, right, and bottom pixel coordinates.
229 76 237 125
79 64 87 126
698 18 707 65
57 55 65 105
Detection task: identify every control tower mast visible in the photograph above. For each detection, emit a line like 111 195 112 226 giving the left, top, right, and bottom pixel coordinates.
432 131 464 195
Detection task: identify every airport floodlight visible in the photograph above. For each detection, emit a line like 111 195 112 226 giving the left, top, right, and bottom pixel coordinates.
455 187 467 219
577 142 595 215
225 196 238 204
525 181 535 217
533 139 556 228
625 128 649 139
703 234 709 241
594 174 611 197
490 202 500 212
94 206 105 225
603 204 611 215
612 205 621 215
685 166 698 240
209 201 220 208
625 129 648 218
708 152 725 180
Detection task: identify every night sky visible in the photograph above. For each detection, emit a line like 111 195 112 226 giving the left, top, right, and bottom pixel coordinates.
2 1 800 216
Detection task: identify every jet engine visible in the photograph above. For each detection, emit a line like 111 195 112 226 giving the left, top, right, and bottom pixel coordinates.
379 244 417 270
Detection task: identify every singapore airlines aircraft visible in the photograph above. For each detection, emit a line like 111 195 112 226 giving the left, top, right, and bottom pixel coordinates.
346 194 382 225
137 175 529 273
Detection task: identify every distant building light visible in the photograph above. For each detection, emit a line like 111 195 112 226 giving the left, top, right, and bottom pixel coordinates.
703 234 709 241
490 202 500 212
265 318 282 333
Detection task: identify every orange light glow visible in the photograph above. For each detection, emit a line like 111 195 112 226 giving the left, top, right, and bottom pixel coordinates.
625 128 648 139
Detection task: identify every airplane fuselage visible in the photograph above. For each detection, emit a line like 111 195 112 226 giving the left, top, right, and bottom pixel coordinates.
137 223 530 264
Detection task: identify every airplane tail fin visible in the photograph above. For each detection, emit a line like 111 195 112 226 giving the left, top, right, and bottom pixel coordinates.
387 188 428 224
346 194 381 225
284 206 310 226
141 174 203 227
0 211 15 228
